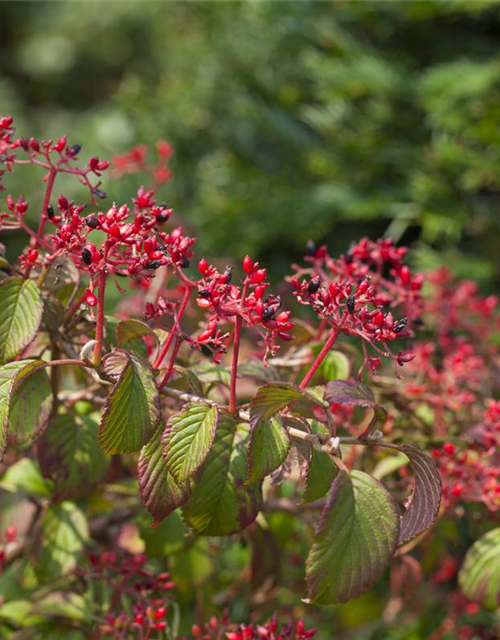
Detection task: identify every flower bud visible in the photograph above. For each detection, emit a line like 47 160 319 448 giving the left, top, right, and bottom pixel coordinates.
198 258 209 275
242 255 254 274
251 269 267 284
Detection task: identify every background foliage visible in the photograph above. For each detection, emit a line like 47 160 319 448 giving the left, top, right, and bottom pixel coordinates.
1 2 500 639
3 1 500 283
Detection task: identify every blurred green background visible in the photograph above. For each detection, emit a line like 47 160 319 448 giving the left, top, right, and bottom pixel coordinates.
1 3 500 638
3 1 500 284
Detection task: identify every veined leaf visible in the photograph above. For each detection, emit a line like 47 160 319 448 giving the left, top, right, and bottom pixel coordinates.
325 379 387 439
138 427 191 526
239 358 280 383
0 458 53 498
99 350 160 454
380 442 441 545
247 416 290 484
162 403 218 484
306 470 399 605
38 414 109 500
301 421 337 504
182 413 262 535
0 360 52 458
35 502 89 581
0 277 42 364
459 527 500 609
250 382 322 426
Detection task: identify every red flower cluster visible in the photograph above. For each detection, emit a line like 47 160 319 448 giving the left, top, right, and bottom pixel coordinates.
292 238 422 376
194 255 294 362
190 614 315 640
112 140 174 185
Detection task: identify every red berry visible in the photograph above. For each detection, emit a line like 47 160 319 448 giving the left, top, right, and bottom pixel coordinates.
85 290 98 307
251 269 267 284
198 258 209 275
242 255 254 274
154 607 167 619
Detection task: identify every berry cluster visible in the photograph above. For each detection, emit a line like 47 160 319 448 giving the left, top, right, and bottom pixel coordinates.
292 238 421 377
83 552 175 638
193 255 294 363
112 141 174 186
190 614 315 640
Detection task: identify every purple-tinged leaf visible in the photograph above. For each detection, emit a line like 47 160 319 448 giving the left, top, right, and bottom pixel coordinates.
138 427 192 526
380 442 442 545
325 379 387 439
306 469 399 605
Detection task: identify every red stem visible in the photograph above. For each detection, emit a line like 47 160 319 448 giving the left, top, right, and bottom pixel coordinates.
229 315 243 414
153 286 191 370
92 270 107 366
299 327 339 389
25 168 56 278
158 336 183 391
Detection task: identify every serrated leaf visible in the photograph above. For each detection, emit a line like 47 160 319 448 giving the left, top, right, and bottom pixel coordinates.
0 277 42 364
116 319 159 350
325 379 387 438
190 361 231 386
35 502 89 581
138 427 191 525
306 470 399 605
99 350 160 454
247 416 290 484
459 527 500 609
182 414 262 535
162 403 218 484
9 363 52 446
0 360 51 457
250 382 321 426
301 421 337 504
379 443 441 545
38 414 109 501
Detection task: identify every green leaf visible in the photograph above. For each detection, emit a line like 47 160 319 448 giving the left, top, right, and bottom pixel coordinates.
116 319 159 349
182 414 262 535
324 380 387 439
170 539 213 594
190 361 231 386
250 382 322 426
459 527 500 610
0 278 42 364
38 414 110 501
162 403 218 484
99 350 160 454
30 592 91 623
247 416 290 484
301 421 337 504
0 458 53 498
8 363 52 446
306 470 399 605
309 345 350 382
238 358 280 382
138 427 192 526
35 502 89 581
0 360 51 457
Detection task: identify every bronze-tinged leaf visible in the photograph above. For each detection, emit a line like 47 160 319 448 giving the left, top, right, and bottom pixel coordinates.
98 350 160 454
306 470 400 605
325 379 387 439
138 427 192 526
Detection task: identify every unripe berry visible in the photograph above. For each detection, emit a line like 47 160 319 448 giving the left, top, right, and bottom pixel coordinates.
198 258 209 275
251 269 267 284
85 291 97 307
242 255 254 274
